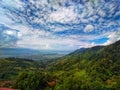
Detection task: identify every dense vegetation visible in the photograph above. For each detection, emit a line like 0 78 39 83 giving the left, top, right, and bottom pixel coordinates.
0 40 120 90
0 58 45 81
45 40 120 90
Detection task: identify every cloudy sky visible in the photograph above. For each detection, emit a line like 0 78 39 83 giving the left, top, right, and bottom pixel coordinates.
0 0 120 51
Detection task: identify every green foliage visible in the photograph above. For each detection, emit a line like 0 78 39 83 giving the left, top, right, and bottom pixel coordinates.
47 40 120 90
13 72 48 90
0 58 45 81
1 40 120 90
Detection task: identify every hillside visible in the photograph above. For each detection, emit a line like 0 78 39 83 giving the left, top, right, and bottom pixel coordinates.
46 40 120 90
0 58 45 81
48 41 119 71
1 40 120 90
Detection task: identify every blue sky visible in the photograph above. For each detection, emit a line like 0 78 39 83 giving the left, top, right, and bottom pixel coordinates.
0 0 120 51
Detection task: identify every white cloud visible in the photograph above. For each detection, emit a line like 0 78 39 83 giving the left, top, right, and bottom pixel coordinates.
18 32 22 38
84 24 94 32
1 0 23 9
4 30 14 35
98 9 106 17
16 33 91 50
3 30 18 37
114 11 120 17
104 31 120 45
49 6 77 23
0 0 120 51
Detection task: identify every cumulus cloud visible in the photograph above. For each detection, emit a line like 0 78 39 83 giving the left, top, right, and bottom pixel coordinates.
84 25 94 32
49 6 77 23
0 0 120 51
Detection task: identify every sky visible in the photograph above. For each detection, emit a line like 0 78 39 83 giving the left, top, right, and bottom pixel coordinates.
0 0 120 51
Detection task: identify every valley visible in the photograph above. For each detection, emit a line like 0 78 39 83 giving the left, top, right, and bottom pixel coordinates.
0 40 119 90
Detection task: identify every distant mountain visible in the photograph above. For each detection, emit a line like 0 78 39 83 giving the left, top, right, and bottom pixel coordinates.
0 48 41 56
68 48 87 55
0 48 70 55
0 48 68 61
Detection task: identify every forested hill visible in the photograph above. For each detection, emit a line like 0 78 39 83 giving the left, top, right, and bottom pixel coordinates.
45 40 120 89
0 58 45 81
48 40 120 71
1 40 120 90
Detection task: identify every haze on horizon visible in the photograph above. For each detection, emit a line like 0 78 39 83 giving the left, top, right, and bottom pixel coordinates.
0 0 120 51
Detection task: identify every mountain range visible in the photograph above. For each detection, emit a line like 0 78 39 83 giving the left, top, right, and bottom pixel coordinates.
0 40 119 90
0 48 69 61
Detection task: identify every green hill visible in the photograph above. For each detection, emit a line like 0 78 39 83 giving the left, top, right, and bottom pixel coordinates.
46 40 120 90
1 40 120 90
48 41 119 71
0 58 45 81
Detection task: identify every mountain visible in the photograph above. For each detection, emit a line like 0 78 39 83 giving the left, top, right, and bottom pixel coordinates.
0 48 70 55
48 41 119 70
1 40 120 90
47 40 120 90
0 48 67 61
68 48 87 56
